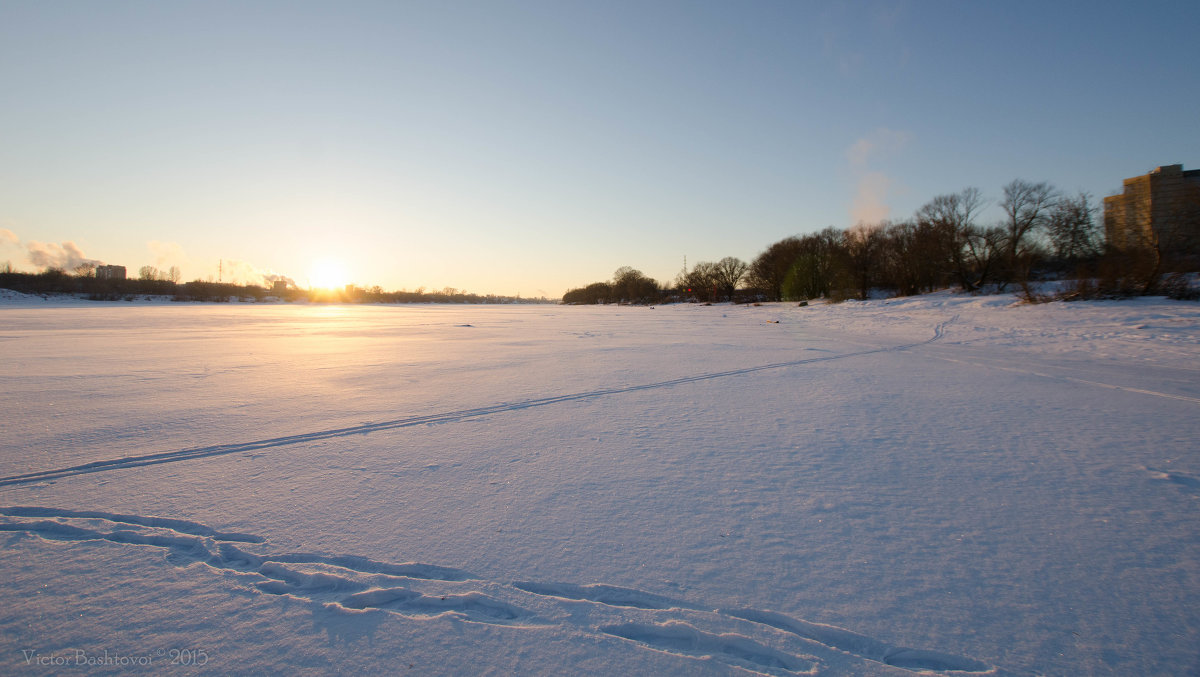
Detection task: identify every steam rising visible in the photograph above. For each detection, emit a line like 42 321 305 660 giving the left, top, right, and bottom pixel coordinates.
148 241 187 272
146 242 294 288
849 172 894 224
1 232 298 287
263 273 297 289
219 259 296 288
846 128 911 224
26 240 101 271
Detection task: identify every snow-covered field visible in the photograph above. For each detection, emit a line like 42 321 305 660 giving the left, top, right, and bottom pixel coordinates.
1 292 1198 676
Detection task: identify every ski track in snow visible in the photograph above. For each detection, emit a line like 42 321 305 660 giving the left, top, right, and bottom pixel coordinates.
0 318 959 489
0 505 1003 676
920 353 1200 406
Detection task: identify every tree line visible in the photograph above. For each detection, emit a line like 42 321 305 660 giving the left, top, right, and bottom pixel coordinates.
563 179 1200 305
0 267 552 305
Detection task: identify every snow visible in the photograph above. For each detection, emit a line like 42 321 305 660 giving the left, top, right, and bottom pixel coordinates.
1 295 1198 675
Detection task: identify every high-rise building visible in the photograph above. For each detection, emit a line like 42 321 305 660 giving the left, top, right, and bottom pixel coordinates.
95 264 126 280
1103 165 1200 252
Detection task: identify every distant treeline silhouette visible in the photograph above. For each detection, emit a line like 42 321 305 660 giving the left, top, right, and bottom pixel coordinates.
0 268 552 305
563 180 1200 305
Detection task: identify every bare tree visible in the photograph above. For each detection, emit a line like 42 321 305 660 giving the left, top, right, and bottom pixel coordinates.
965 226 1005 290
678 261 720 302
998 179 1058 292
1046 192 1100 266
711 256 749 301
139 265 160 281
837 223 886 300
915 187 988 292
880 219 955 296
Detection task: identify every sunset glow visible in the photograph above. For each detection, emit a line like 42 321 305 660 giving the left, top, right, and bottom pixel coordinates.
0 4 1196 298
308 259 349 290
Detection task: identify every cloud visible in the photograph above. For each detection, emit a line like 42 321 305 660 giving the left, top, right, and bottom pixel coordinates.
846 128 912 224
26 240 101 271
0 228 18 247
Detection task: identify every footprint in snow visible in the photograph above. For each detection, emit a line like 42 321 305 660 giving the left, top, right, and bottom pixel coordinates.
0 505 999 675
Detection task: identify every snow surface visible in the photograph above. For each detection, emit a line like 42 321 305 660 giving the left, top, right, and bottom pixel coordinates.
1 293 1198 675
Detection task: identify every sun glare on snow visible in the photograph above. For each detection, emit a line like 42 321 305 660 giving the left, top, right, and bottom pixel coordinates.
308 259 349 290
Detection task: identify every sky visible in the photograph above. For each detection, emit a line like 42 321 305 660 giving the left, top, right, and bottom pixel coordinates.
2 0 1198 297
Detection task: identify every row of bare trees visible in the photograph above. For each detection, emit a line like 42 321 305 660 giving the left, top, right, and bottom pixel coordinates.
744 181 1109 302
565 177 1193 304
138 265 183 283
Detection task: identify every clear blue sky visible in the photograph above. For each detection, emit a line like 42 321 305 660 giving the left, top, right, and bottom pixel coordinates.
2 0 1197 296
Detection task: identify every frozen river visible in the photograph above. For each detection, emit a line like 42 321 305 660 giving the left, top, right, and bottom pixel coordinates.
2 295 1198 675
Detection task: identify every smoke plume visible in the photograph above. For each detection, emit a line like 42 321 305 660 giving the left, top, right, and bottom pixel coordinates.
218 259 296 288
26 240 101 271
262 272 297 289
849 172 894 224
846 128 911 224
148 241 188 271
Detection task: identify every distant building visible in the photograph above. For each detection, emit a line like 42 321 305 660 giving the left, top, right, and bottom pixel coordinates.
272 280 288 293
1104 164 1200 252
95 265 126 280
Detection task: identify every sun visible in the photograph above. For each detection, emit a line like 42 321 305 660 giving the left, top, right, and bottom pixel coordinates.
308 258 350 290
